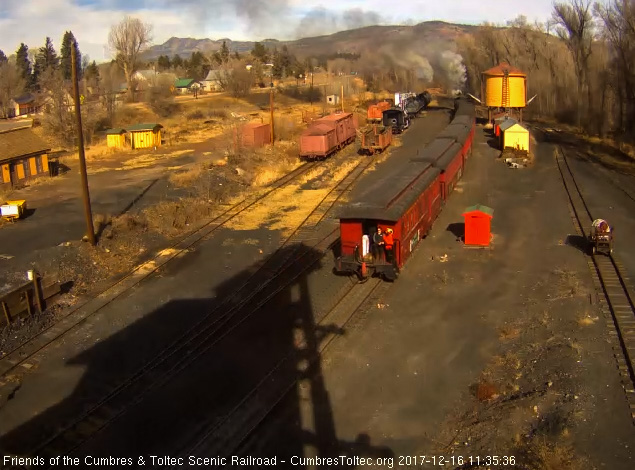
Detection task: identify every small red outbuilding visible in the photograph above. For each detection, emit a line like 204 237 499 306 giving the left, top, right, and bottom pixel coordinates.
462 204 494 246
241 122 271 147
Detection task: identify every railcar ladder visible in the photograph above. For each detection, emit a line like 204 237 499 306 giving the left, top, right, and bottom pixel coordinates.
502 71 510 109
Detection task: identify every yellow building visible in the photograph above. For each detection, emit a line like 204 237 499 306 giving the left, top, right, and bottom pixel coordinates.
499 119 530 152
106 128 127 148
0 127 51 187
127 123 163 149
482 63 527 109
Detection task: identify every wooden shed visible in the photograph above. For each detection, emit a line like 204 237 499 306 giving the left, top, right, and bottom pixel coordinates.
1 128 51 188
127 123 163 149
105 128 127 148
241 122 271 147
462 204 494 246
500 120 529 152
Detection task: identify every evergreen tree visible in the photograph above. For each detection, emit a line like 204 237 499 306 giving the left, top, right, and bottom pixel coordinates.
157 55 171 71
60 31 81 80
15 43 33 89
84 60 100 88
172 54 183 69
34 37 59 87
251 42 268 63
0 49 7 64
220 41 230 64
271 48 283 80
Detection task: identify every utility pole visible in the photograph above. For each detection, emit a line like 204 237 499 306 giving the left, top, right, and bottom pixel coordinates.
71 40 96 246
310 72 314 106
341 85 344 112
270 87 275 146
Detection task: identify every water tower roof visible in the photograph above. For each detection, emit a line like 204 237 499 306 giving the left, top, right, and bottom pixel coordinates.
483 63 526 76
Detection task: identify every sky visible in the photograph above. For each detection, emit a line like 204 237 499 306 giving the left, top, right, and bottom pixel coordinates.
0 0 557 64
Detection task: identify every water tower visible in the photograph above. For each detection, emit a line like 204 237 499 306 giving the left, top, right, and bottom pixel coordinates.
476 63 534 124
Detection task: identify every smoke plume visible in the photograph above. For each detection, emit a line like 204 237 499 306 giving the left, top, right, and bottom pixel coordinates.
294 7 384 38
438 50 467 90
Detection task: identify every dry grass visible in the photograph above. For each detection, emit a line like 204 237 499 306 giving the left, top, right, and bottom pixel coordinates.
551 269 584 299
143 198 220 237
168 165 205 187
499 325 521 340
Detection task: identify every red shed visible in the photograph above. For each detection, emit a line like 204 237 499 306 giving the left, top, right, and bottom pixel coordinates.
462 204 494 246
241 122 271 147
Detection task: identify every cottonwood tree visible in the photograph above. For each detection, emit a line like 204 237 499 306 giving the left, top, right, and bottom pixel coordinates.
594 0 635 136
0 62 26 118
214 59 253 98
108 16 153 101
552 0 595 128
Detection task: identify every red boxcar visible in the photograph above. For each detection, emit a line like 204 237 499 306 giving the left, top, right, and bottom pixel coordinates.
300 112 356 160
367 101 391 122
299 124 339 160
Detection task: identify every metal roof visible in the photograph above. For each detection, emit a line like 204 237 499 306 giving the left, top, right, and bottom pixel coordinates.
0 128 51 162
482 63 526 76
463 204 494 217
105 128 127 135
435 143 463 170
127 123 163 132
174 78 196 88
410 138 455 163
336 162 440 222
499 119 519 132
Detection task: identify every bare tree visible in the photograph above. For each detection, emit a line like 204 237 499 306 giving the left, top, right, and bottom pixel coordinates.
108 16 152 101
0 61 25 118
552 0 595 128
594 0 635 136
215 59 253 98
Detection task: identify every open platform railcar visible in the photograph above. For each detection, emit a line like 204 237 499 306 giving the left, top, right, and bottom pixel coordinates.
335 98 476 281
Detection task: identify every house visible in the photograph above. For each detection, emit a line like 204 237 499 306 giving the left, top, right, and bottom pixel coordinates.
173 78 202 94
127 123 163 149
200 70 223 92
105 128 127 148
0 127 52 188
133 69 159 83
9 94 41 118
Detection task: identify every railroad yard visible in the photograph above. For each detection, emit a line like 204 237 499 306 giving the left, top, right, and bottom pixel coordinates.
1 85 635 470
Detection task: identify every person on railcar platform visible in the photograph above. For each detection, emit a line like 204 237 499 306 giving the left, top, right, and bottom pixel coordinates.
384 228 394 263
373 226 385 261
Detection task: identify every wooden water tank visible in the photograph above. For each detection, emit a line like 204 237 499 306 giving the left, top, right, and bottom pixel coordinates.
482 63 527 108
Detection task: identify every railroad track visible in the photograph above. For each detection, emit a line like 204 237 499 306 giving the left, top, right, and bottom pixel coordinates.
0 161 318 380
24 156 376 465
555 146 635 423
170 277 389 469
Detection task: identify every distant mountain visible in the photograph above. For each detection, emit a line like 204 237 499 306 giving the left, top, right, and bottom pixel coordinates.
142 21 476 60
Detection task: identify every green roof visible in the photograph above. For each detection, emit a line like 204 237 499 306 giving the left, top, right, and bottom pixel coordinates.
105 128 126 135
126 123 163 132
463 204 494 217
174 78 195 88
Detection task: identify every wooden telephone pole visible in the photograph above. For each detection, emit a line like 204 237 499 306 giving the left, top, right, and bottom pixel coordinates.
71 41 96 246
270 88 275 146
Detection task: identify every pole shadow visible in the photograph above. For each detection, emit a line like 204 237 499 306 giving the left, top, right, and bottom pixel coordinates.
0 242 394 469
